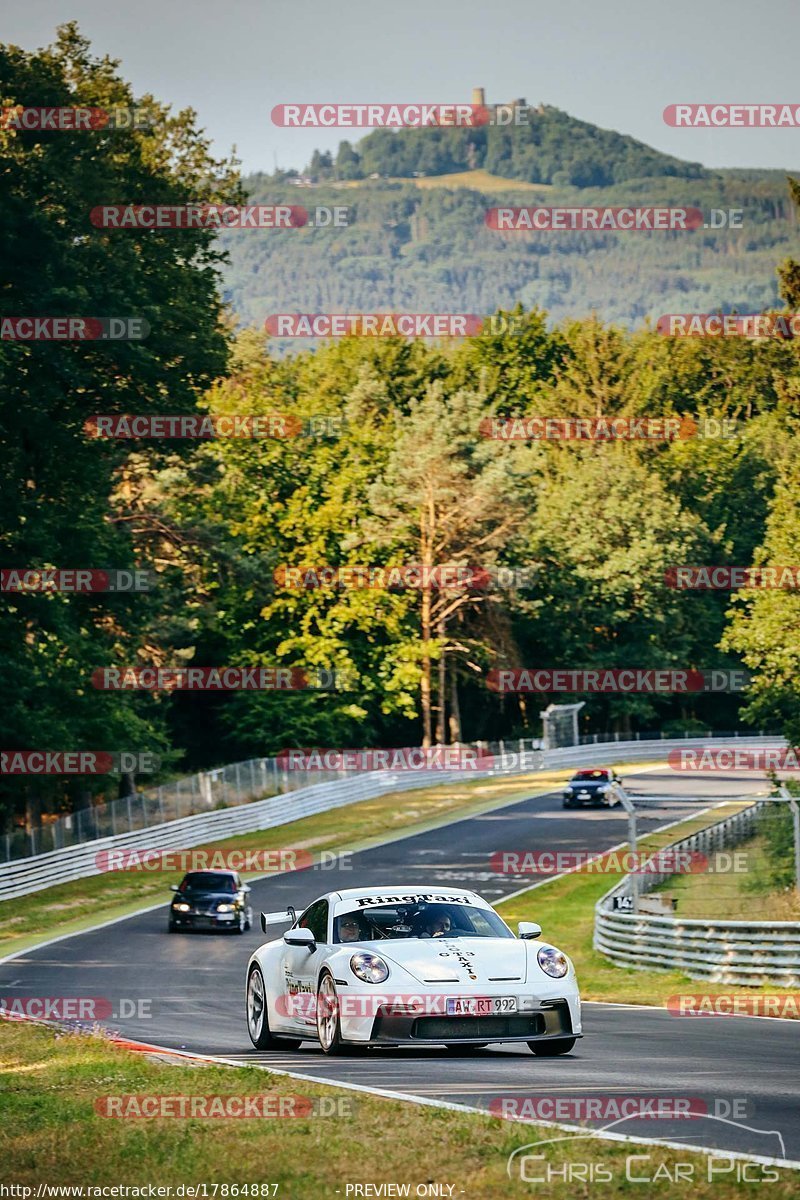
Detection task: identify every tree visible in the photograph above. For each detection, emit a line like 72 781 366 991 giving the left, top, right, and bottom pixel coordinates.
0 24 240 828
353 382 527 745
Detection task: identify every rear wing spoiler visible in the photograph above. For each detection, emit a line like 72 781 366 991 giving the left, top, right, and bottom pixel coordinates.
260 905 297 933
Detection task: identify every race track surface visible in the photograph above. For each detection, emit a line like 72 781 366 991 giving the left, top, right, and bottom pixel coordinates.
3 768 797 1164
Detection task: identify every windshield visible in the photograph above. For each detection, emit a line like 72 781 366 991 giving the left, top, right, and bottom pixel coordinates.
179 873 236 893
572 770 609 781
333 902 514 943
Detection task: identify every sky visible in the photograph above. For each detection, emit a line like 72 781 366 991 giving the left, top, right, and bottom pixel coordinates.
4 0 800 177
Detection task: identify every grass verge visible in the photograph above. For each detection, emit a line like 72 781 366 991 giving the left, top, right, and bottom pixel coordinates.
654 833 800 921
0 761 664 957
1 1020 796 1195
495 800 800 1012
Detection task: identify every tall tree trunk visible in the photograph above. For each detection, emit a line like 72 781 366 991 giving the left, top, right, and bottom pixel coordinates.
421 585 433 747
449 665 462 743
435 616 446 744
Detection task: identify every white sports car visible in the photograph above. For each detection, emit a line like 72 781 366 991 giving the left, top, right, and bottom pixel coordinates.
245 886 581 1056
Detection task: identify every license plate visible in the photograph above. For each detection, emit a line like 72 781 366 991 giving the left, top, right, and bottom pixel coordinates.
446 996 518 1016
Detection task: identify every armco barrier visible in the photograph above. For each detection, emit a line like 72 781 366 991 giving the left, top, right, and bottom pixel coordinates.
0 736 784 903
594 800 800 987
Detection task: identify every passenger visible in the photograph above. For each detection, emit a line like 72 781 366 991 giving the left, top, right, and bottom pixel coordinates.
422 913 452 938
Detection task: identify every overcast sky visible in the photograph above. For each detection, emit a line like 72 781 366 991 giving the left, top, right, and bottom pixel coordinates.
5 0 800 176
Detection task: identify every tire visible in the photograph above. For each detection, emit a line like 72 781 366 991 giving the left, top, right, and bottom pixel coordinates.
234 910 246 934
168 919 178 933
529 1037 576 1056
316 970 348 1055
562 800 572 809
444 1043 488 1054
246 964 301 1050
245 907 253 931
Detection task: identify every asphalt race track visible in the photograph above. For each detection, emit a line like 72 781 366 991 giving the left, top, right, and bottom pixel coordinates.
3 768 799 1165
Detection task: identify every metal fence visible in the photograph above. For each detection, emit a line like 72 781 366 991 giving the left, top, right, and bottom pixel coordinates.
3 741 551 863
594 801 800 987
3 729 775 863
0 735 785 902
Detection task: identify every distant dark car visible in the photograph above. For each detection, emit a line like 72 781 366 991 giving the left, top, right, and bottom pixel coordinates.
168 869 253 934
562 768 621 809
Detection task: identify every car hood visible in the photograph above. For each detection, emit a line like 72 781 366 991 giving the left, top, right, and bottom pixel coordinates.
378 938 529 985
175 891 237 903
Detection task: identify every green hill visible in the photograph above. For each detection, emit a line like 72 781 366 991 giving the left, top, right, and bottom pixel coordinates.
297 103 709 188
222 178 792 336
220 107 797 338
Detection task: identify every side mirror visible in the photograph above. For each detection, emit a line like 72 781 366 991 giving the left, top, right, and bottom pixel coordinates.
283 927 316 950
242 884 251 894
170 884 179 892
518 921 541 940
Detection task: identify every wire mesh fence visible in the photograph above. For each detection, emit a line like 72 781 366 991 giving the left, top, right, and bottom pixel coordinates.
2 738 548 863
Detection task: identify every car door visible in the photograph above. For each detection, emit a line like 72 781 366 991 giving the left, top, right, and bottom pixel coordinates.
279 899 330 1033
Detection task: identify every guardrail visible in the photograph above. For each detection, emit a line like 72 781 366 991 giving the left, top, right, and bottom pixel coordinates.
594 800 800 987
0 735 785 903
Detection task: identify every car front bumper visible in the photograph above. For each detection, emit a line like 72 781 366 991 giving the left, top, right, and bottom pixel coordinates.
367 997 577 1044
171 910 237 929
338 989 581 1045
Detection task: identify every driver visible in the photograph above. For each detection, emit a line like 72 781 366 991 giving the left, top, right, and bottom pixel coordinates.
422 913 452 938
338 914 363 943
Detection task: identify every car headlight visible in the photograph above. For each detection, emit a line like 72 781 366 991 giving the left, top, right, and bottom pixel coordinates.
174 902 190 912
350 952 389 984
537 946 569 978
216 903 235 912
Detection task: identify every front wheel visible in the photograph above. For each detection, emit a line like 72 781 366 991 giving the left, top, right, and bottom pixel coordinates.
233 910 246 934
316 970 348 1055
529 1037 576 1056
